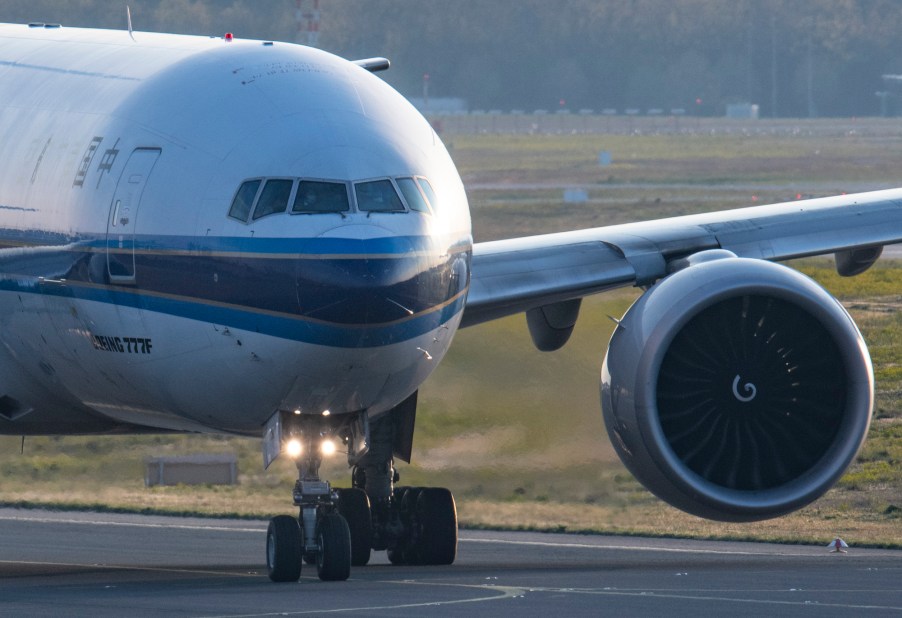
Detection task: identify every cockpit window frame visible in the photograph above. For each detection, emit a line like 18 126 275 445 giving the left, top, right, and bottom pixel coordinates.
396 176 432 215
251 177 296 221
353 178 408 214
227 178 264 223
415 176 438 213
291 178 352 215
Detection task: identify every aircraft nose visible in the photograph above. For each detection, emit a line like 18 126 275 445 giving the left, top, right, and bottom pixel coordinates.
291 224 467 345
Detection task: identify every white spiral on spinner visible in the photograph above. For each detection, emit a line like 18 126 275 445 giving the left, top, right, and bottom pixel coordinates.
732 375 757 403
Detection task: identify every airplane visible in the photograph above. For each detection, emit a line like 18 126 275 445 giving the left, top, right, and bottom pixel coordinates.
0 21 898 583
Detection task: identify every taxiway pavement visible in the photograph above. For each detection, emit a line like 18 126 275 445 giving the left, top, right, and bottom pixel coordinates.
0 508 899 616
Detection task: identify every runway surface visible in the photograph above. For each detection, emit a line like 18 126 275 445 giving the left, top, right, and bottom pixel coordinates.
0 508 900 616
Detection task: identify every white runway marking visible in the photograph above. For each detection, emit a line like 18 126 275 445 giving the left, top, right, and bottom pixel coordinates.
199 582 526 617
513 586 902 612
460 536 822 557
0 512 265 533
0 559 260 577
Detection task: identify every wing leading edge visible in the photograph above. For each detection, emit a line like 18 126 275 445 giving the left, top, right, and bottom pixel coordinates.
463 188 902 328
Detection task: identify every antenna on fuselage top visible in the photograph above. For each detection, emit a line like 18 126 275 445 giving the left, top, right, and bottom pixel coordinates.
126 5 135 41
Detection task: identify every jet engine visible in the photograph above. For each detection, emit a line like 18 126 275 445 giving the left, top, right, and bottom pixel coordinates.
601 252 873 521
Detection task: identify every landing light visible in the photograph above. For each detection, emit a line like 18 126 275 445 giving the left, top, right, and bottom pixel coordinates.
321 439 337 456
286 438 302 458
322 410 331 417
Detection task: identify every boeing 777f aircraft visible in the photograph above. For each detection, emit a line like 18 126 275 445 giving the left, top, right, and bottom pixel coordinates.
0 23 898 582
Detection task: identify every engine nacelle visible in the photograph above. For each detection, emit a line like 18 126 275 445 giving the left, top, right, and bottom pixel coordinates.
601 256 873 522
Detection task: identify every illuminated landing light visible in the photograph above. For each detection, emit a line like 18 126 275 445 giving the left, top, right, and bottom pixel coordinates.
286 439 302 458
321 439 337 456
293 409 301 415
322 410 331 417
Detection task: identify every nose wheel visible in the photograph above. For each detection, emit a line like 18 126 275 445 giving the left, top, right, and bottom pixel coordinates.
266 515 302 582
315 513 352 581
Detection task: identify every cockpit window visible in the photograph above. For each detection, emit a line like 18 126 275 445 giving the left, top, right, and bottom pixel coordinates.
228 179 262 222
252 179 294 220
416 177 438 213
355 179 405 213
293 181 350 214
228 176 435 221
397 177 431 214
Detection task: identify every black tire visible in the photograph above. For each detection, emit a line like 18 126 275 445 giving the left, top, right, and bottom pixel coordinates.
316 513 351 581
266 515 302 582
400 487 424 565
415 487 458 565
337 488 372 566
386 487 408 564
386 547 405 565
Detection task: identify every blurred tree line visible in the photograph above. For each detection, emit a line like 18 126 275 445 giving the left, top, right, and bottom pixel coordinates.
3 0 902 117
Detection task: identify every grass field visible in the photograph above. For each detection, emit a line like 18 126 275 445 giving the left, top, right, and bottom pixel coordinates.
1 118 900 548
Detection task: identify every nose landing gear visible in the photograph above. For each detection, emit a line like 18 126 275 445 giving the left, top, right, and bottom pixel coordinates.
266 454 353 582
266 446 353 582
264 413 363 582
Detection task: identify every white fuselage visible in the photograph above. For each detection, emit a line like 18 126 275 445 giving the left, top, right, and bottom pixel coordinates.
0 24 471 435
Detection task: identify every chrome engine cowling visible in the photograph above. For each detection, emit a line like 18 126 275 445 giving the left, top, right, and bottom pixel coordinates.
601 256 873 521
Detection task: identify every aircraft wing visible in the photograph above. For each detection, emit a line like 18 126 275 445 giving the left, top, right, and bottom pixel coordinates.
463 187 902 328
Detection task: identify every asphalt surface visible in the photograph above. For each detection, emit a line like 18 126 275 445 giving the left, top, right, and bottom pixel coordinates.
0 508 900 616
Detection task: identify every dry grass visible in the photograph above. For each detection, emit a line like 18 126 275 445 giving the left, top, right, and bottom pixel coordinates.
457 497 902 547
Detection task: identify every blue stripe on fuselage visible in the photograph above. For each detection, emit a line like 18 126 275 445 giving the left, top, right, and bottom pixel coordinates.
0 278 468 348
0 230 473 348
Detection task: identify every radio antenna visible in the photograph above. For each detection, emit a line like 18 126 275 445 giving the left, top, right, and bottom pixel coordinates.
126 5 135 41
